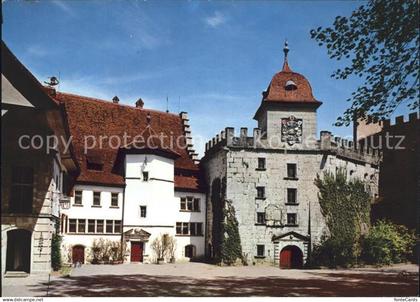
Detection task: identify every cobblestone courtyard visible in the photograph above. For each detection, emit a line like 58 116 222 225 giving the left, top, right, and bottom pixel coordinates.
2 263 418 297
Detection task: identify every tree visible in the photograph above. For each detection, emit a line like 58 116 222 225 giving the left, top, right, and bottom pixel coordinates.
150 234 175 263
311 169 371 267
310 0 419 126
51 233 62 271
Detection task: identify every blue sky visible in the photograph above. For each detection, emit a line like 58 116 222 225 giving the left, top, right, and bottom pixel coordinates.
3 0 410 156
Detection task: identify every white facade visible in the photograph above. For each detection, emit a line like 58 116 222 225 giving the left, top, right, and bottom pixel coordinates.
61 184 123 264
123 153 206 263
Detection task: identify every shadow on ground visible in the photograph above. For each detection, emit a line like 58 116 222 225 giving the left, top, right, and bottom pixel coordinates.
29 271 419 297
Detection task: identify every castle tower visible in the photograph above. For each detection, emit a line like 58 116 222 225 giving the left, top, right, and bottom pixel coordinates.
254 42 322 149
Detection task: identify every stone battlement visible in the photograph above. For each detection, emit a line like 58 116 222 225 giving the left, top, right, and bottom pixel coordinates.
205 127 381 165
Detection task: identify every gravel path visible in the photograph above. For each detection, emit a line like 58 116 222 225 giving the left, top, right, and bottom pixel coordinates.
2 263 418 297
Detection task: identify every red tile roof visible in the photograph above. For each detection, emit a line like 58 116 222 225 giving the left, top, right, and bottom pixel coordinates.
262 64 320 104
50 91 203 192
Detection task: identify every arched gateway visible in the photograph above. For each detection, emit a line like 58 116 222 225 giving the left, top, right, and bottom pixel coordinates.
279 245 303 269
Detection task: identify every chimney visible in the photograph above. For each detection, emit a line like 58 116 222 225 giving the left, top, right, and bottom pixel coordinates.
112 96 119 104
135 98 144 108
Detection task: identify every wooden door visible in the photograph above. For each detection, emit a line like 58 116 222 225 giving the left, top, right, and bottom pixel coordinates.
72 245 85 264
131 242 143 262
6 229 31 273
280 248 292 269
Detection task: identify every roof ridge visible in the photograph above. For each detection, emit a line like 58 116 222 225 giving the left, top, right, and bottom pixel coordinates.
55 91 182 118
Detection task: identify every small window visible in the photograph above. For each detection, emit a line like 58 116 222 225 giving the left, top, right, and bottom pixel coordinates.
114 220 121 233
257 212 265 224
74 190 83 205
194 198 200 212
181 196 200 212
176 222 182 235
287 163 297 178
69 219 77 233
256 186 265 199
287 188 297 204
287 213 297 225
140 206 147 218
88 219 95 233
187 197 193 211
257 245 265 257
10 166 33 214
111 193 119 207
190 223 197 236
257 158 266 170
78 219 86 233
96 220 104 233
285 80 297 91
180 197 186 210
196 223 203 236
182 222 189 235
142 171 149 181
106 220 113 233
93 192 101 206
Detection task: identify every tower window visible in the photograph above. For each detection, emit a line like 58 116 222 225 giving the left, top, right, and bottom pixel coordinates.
140 206 147 218
287 213 297 226
142 171 149 181
256 186 265 199
287 163 297 178
257 158 266 170
285 80 297 91
257 245 265 257
287 188 297 204
257 212 266 224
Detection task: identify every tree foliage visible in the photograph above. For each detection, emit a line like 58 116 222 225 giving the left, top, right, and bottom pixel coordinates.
220 199 243 265
361 220 416 265
311 0 419 126
51 233 62 271
312 169 371 267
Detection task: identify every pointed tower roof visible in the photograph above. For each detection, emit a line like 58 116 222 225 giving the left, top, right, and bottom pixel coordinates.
254 41 322 119
261 41 321 105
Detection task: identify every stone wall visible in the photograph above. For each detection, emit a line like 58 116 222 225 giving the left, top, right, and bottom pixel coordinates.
1 154 58 277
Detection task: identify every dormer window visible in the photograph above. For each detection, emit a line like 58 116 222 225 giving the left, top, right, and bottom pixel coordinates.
86 152 103 171
285 80 297 91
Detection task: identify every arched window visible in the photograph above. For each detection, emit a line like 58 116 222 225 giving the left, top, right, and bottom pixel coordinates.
285 80 297 91
185 245 196 258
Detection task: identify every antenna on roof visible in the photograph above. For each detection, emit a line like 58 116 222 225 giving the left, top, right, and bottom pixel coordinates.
166 96 169 113
44 76 59 87
178 96 181 113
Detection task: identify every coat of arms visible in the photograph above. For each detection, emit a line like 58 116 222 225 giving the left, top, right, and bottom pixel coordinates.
281 115 303 145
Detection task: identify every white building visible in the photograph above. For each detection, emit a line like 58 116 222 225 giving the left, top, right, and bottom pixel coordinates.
51 92 206 264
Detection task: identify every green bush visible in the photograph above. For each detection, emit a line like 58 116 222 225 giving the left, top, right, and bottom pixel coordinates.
361 220 416 265
310 236 358 268
51 233 62 271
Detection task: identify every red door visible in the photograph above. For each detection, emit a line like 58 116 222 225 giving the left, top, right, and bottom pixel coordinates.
72 245 85 264
280 248 292 269
280 245 303 269
131 242 143 262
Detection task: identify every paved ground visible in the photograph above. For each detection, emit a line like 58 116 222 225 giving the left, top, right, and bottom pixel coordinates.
2 262 418 297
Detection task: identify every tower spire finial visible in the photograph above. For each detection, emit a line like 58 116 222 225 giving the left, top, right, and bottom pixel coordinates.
282 39 291 72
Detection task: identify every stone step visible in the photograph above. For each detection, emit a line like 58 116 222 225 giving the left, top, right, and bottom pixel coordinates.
5 271 29 278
